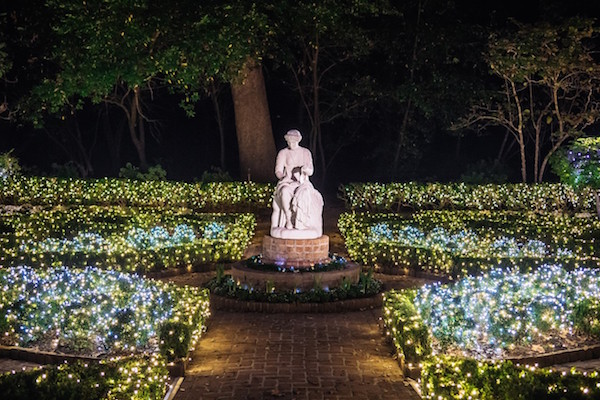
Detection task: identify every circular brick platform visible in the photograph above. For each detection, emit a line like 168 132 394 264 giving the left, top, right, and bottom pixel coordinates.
262 235 329 267
230 262 361 292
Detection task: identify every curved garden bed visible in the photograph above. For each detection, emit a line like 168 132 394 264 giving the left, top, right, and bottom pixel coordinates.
383 265 600 398
0 206 255 272
339 210 600 276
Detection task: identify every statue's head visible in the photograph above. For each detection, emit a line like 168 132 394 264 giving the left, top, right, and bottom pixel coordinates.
284 129 302 147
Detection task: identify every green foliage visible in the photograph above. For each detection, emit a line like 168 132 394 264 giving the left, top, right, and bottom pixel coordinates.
0 356 168 400
51 162 81 178
460 18 600 182
340 182 596 212
383 290 431 363
215 264 226 285
339 211 600 276
0 150 21 179
0 42 11 79
208 273 382 304
550 137 600 190
572 298 600 338
159 321 192 362
422 355 600 399
0 176 273 210
460 160 508 184
0 207 256 272
244 254 347 273
119 163 167 181
200 167 232 183
0 266 210 357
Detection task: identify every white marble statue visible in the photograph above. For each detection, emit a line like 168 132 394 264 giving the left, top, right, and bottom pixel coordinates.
271 129 323 239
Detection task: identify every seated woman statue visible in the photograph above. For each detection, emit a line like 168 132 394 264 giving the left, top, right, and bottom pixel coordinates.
271 129 323 239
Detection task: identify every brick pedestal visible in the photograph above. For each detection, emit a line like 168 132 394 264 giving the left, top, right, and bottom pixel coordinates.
262 235 329 267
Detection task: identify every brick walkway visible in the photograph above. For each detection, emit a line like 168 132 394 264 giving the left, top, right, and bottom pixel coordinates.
175 309 420 400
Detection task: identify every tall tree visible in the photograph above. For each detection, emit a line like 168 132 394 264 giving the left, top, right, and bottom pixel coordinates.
30 0 166 170
456 18 600 182
158 0 276 181
267 0 386 181
358 0 488 180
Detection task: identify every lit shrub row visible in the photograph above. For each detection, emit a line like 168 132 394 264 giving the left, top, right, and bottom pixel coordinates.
340 182 596 212
0 176 273 210
422 356 600 399
0 207 256 272
0 355 168 400
338 211 600 276
0 266 210 362
384 266 600 399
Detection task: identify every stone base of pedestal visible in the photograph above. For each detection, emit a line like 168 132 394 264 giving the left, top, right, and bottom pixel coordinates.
262 235 329 267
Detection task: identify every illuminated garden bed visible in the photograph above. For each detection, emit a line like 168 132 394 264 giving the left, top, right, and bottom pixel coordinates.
383 265 600 398
0 266 210 361
0 206 255 272
0 176 273 210
0 355 168 400
339 211 600 276
340 182 596 213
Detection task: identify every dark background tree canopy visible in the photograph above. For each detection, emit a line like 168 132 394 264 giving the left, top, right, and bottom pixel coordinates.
1 0 599 189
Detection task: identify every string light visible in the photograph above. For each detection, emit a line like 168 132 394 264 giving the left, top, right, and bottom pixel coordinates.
0 177 273 209
341 182 596 213
384 265 600 398
340 210 599 276
1 206 255 272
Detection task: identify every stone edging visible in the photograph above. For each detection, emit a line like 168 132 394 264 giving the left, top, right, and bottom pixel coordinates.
210 292 383 313
507 344 600 368
401 344 600 380
0 345 99 366
0 345 186 377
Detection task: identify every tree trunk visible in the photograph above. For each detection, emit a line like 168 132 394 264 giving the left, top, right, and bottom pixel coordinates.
210 82 226 170
231 60 276 182
596 190 600 219
127 87 147 170
518 136 527 183
103 108 124 174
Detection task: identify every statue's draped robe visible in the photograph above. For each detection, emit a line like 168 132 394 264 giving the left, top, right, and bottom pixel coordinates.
271 145 323 238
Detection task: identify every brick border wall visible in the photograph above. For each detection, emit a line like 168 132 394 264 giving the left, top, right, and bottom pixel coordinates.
210 293 383 313
230 262 361 292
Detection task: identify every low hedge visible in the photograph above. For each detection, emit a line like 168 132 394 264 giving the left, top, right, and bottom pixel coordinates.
340 182 597 213
0 176 273 210
0 207 256 272
422 356 600 399
339 211 600 276
0 355 168 400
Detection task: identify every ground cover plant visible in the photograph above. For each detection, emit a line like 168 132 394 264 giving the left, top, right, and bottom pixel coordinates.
0 206 255 272
244 254 348 273
208 269 382 303
0 176 273 210
339 211 600 275
0 265 210 360
384 265 600 399
340 182 597 213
